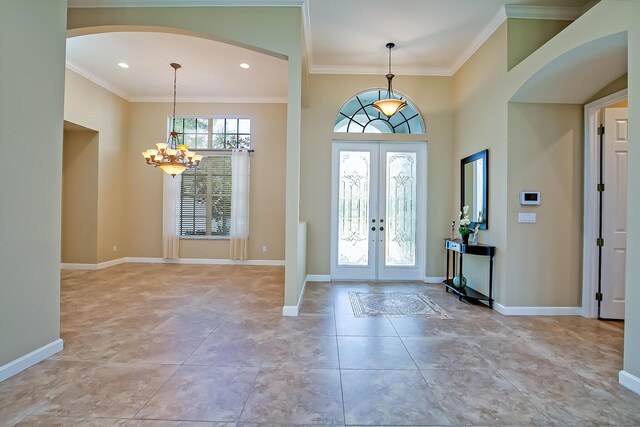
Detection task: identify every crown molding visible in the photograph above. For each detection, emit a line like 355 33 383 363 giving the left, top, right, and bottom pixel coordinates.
505 5 583 20
449 5 506 75
308 64 451 77
66 61 133 101
68 0 304 7
130 95 287 103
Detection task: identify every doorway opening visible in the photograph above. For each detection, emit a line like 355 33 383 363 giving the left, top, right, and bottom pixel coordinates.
582 89 628 320
330 141 427 281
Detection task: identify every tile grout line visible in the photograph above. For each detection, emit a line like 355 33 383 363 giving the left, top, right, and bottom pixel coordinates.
334 293 348 426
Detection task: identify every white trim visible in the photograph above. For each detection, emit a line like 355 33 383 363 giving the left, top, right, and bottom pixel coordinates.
130 96 288 104
126 257 285 266
424 277 446 283
68 0 304 7
494 302 582 316
449 6 507 76
0 339 64 383
504 5 582 20
62 257 285 269
61 257 127 270
308 64 451 76
282 277 307 316
619 370 640 396
582 89 628 318
66 62 131 101
306 274 331 282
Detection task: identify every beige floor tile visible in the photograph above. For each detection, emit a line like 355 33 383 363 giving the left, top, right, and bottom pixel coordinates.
341 369 450 426
14 416 129 426
1 266 636 426
422 368 555 425
337 336 416 369
136 366 259 422
239 368 344 424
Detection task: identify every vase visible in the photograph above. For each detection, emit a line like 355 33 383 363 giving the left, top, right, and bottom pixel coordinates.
462 233 470 244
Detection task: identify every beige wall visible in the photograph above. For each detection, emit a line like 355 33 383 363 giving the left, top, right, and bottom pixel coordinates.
506 103 584 306
128 102 286 260
507 18 571 70
62 128 99 264
452 23 509 301
0 0 66 366
300 74 454 277
68 6 304 307
64 69 131 263
587 73 628 104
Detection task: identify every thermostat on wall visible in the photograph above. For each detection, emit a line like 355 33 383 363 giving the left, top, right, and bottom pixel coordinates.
520 191 540 205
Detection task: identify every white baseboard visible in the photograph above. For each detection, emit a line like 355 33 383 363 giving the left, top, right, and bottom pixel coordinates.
282 278 308 317
305 274 331 282
494 302 582 316
619 370 640 396
61 257 127 270
126 257 285 266
62 257 285 269
424 276 446 283
0 339 63 383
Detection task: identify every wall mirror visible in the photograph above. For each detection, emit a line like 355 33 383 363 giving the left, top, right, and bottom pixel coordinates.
461 149 488 230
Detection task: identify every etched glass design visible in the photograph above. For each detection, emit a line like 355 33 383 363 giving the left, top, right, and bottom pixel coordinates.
334 90 425 134
385 152 417 266
338 151 370 266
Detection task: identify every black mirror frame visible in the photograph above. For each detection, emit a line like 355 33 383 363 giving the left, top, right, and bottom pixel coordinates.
461 149 488 230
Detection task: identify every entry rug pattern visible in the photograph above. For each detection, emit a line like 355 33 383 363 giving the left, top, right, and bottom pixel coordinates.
349 291 451 319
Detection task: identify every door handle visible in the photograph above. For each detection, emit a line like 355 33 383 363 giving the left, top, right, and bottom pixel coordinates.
379 226 384 231
371 227 376 231
372 219 376 223
380 219 384 223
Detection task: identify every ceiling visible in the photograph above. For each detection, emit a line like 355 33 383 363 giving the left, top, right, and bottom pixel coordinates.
65 0 597 100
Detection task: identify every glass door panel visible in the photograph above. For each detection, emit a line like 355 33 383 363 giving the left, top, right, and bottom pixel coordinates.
385 152 417 267
338 151 371 266
331 142 424 281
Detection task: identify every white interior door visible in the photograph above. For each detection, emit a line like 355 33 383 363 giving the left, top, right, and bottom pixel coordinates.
331 142 426 281
601 107 628 319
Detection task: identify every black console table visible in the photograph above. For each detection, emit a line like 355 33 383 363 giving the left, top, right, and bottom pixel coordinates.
443 239 496 308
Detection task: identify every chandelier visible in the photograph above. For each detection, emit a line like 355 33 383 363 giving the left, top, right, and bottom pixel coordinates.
372 43 407 118
142 63 202 177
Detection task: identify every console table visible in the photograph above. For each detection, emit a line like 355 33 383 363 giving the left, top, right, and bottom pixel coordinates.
443 239 496 308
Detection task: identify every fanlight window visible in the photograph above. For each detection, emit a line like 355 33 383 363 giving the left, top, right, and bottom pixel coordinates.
334 89 424 134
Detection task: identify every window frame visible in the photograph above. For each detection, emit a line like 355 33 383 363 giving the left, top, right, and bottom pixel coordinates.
173 116 252 240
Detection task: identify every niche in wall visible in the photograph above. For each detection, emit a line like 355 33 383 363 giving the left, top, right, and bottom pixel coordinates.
62 121 99 264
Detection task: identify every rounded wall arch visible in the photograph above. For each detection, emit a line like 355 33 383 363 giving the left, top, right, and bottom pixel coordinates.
334 88 425 134
66 25 288 61
66 6 305 309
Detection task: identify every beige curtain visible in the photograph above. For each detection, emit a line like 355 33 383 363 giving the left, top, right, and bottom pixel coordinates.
162 172 180 259
230 149 250 260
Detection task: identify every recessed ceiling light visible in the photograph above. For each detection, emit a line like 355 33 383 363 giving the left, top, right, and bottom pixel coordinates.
118 62 130 69
240 63 250 69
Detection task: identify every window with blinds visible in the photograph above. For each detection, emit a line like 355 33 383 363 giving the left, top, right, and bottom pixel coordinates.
179 156 232 237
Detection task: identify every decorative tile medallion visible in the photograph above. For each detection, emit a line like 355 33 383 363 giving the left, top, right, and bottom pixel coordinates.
349 292 451 319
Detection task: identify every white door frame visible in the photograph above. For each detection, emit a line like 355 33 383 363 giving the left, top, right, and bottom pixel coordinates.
330 140 427 281
582 88 628 318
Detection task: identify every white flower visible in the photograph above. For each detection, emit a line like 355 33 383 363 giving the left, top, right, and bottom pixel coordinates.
461 218 471 226
463 205 470 214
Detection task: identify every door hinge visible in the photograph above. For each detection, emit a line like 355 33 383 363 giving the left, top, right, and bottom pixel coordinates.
595 292 603 302
597 238 605 247
598 126 605 136
597 183 605 192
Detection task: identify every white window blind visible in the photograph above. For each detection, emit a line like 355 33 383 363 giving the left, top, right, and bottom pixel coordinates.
179 156 232 237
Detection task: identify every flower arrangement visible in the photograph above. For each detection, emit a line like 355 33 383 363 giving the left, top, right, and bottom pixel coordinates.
458 205 474 243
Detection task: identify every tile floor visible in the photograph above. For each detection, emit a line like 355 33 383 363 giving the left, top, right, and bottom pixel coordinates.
1 264 639 426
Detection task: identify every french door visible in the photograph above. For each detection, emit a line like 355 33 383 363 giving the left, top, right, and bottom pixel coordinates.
330 142 426 280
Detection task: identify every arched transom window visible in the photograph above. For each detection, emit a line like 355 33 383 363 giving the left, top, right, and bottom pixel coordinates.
334 89 425 134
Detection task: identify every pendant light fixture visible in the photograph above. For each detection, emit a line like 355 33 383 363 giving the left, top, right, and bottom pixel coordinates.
141 63 202 177
373 43 407 118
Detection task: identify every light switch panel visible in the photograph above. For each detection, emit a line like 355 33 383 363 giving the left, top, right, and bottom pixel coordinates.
518 212 536 223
